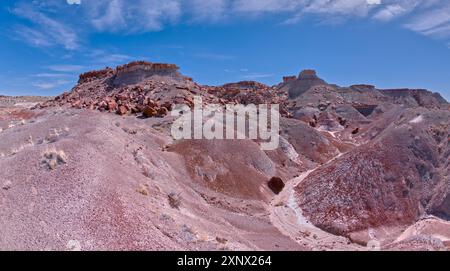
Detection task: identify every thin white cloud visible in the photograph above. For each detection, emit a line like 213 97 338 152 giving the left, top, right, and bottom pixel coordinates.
98 54 134 64
12 3 79 50
33 80 71 89
87 0 180 33
404 5 450 38
233 0 302 13
89 0 125 32
8 0 450 50
34 73 72 78
92 52 133 64
195 53 236 60
12 25 54 48
422 23 450 38
373 4 408 21
67 0 81 5
187 0 229 22
48 65 84 72
302 0 380 17
242 73 275 79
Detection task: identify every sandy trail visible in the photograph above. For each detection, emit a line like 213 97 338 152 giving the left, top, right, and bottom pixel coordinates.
268 152 361 250
394 216 450 243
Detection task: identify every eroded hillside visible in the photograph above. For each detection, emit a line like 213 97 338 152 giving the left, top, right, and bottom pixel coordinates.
1 61 449 251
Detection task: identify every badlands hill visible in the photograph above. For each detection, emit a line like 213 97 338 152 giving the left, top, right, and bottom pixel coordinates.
0 61 449 251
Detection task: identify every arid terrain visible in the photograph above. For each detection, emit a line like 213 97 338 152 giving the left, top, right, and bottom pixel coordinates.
0 61 449 251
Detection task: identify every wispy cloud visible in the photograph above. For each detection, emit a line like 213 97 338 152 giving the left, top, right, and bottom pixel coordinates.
67 0 81 5
224 68 248 73
12 2 79 50
86 0 181 33
12 25 54 48
373 4 409 22
48 65 84 72
7 0 450 50
34 73 73 78
195 52 236 60
242 73 275 79
97 54 134 65
404 4 450 38
187 0 229 22
86 50 134 66
233 0 301 13
33 80 71 89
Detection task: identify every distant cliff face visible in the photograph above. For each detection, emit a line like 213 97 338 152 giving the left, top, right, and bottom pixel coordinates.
78 68 115 84
281 69 328 99
221 81 269 90
77 61 184 86
113 61 182 86
283 76 296 83
380 89 449 108
43 61 449 122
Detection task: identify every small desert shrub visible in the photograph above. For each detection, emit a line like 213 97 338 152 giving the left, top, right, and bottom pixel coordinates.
136 184 149 196
27 135 34 145
41 149 67 170
216 237 228 244
2 180 12 190
44 128 69 144
300 230 311 238
168 192 181 209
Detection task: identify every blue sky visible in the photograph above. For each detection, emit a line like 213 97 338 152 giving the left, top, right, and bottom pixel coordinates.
0 0 449 101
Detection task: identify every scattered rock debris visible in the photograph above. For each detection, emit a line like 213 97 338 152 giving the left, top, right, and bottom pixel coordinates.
168 192 181 209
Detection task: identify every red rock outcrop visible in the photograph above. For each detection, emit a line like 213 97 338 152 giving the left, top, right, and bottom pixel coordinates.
39 61 291 118
268 177 285 194
113 61 183 86
350 84 376 91
279 69 328 99
222 81 268 90
380 89 448 109
352 104 378 117
283 76 297 83
78 68 114 84
115 61 179 73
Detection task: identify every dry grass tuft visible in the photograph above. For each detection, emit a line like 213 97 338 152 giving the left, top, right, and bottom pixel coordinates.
41 149 67 170
136 184 149 196
274 201 285 207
